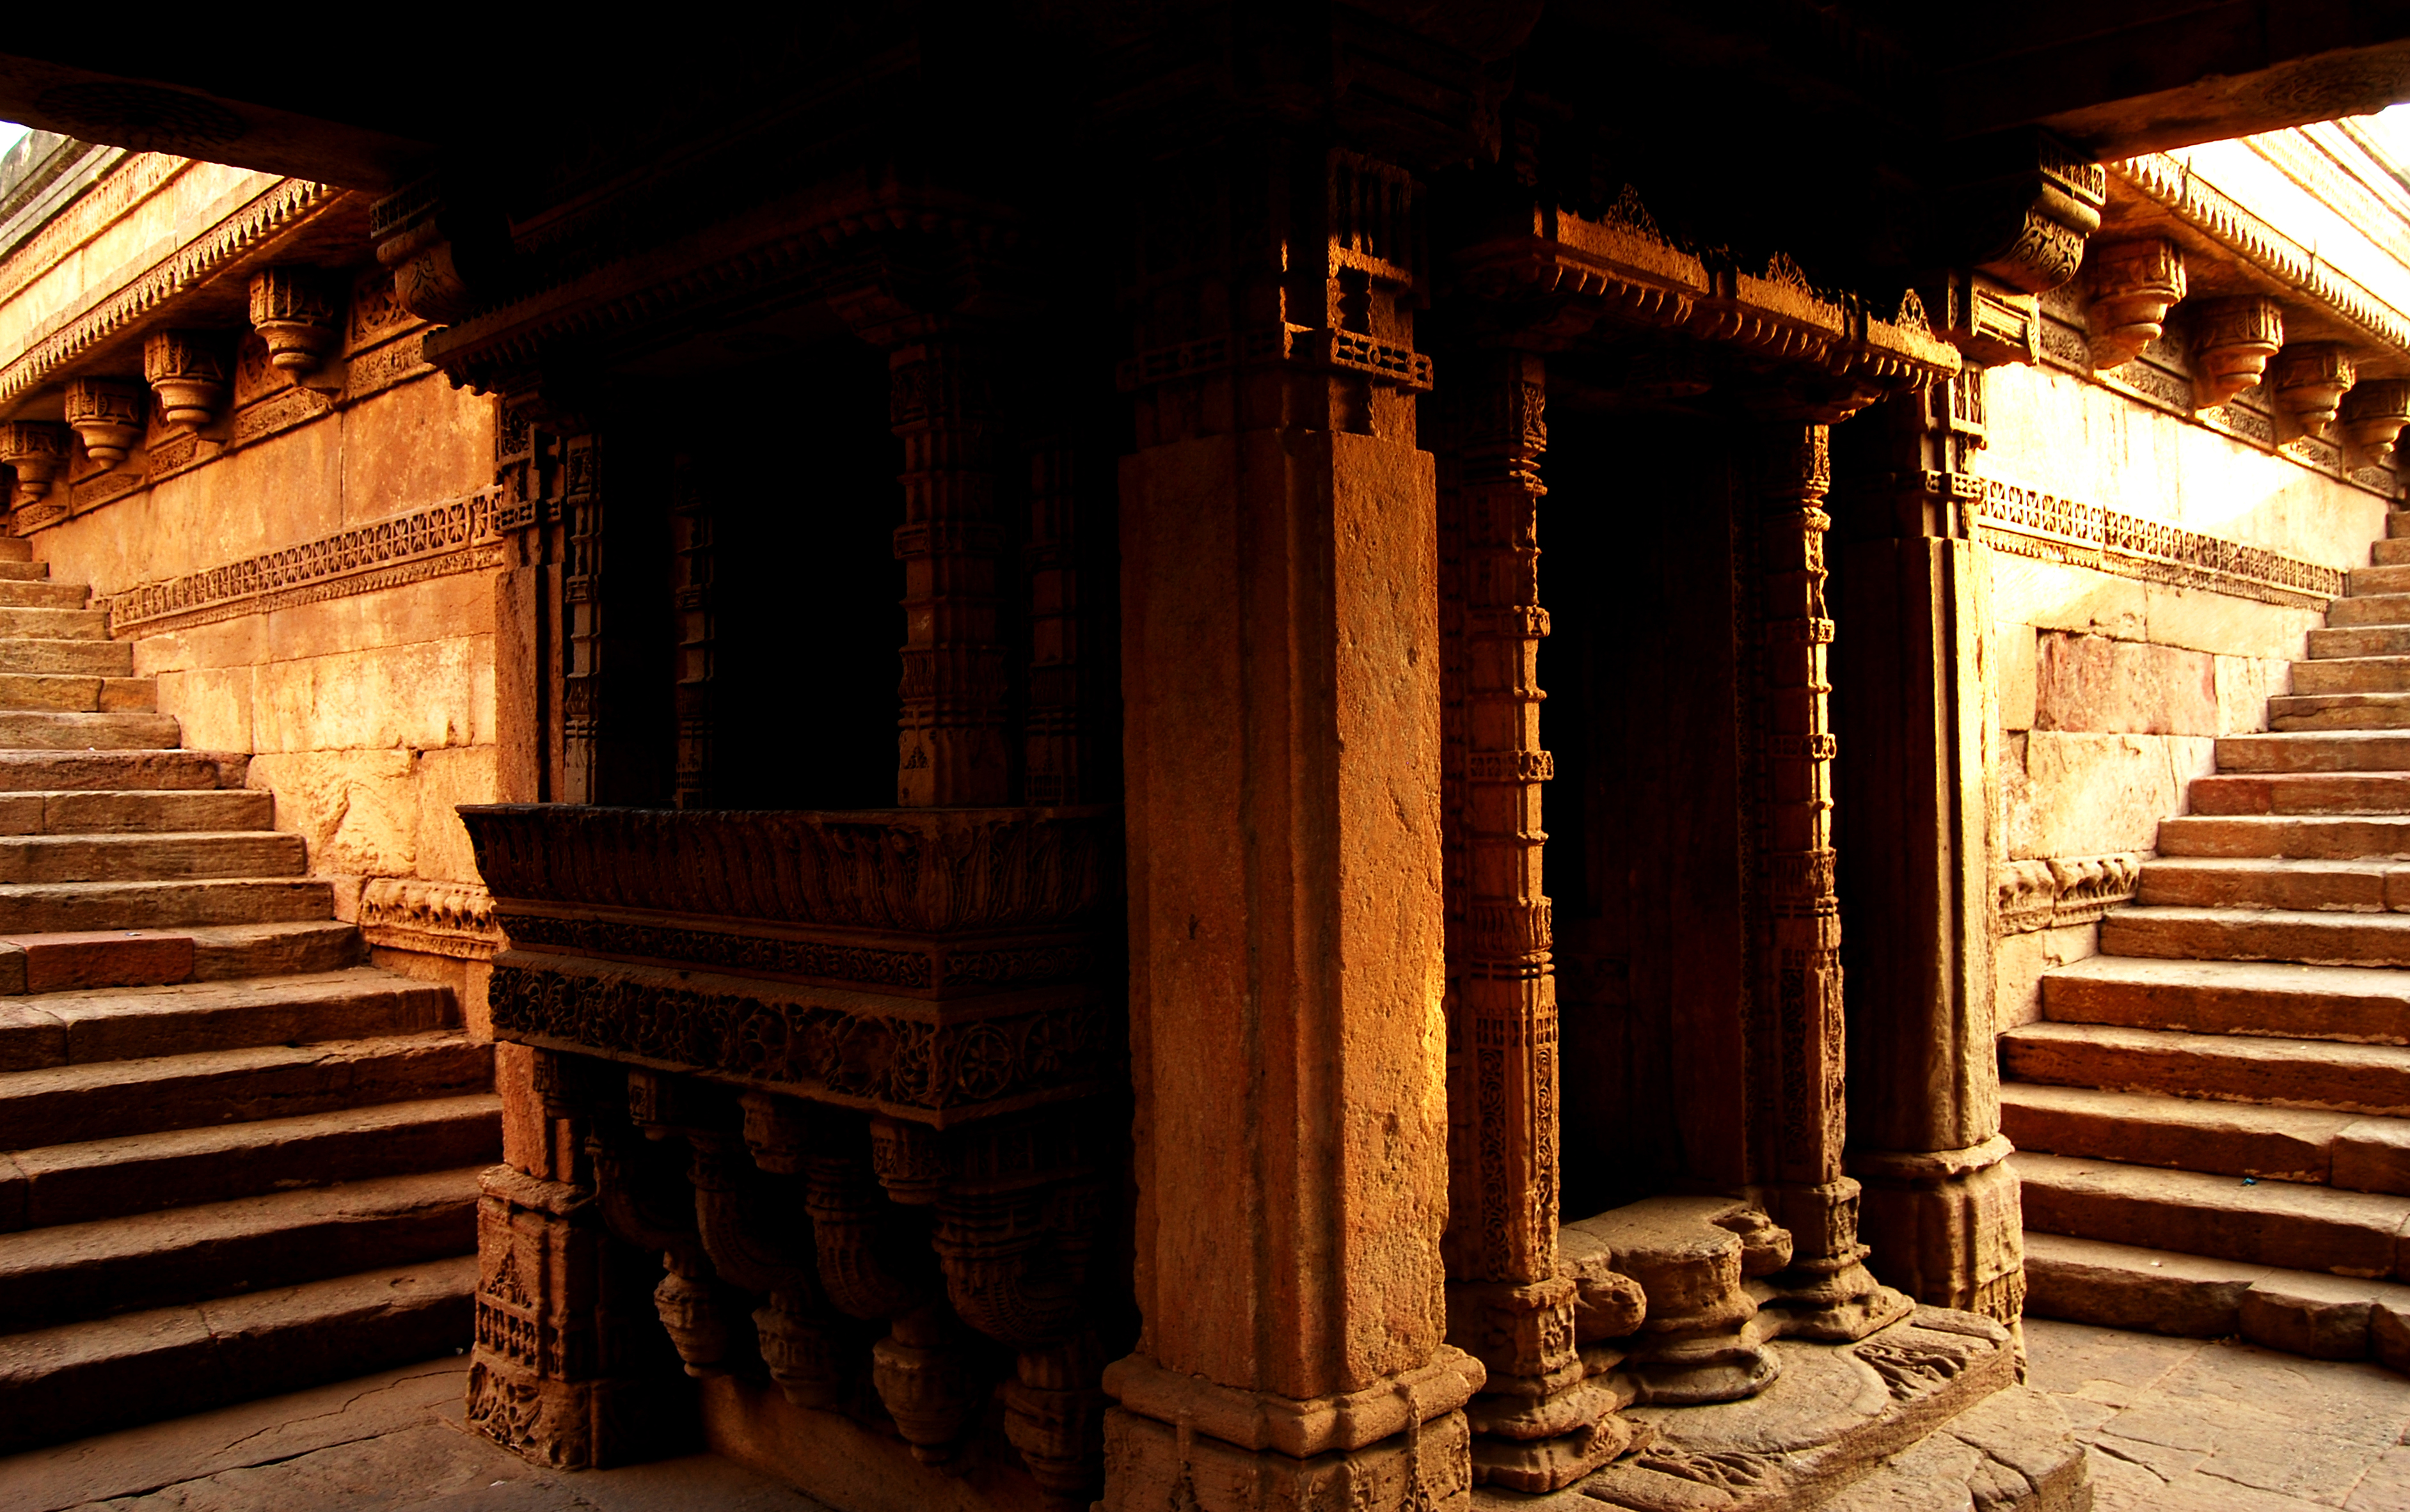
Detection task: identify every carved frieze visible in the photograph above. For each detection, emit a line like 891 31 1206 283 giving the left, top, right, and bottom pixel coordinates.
61 377 146 466
360 878 503 960
141 329 230 428
2187 297 2284 410
2083 239 2185 370
247 267 340 374
2271 343 2358 438
1974 475 2342 608
1994 854 2143 934
2343 379 2410 462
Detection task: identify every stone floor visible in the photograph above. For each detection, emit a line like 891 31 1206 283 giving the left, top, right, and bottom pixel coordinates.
2027 1317 2410 1509
4 1323 2410 1509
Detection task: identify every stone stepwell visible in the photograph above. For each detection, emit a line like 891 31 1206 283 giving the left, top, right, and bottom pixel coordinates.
2010 507 2410 1365
0 535 495 1453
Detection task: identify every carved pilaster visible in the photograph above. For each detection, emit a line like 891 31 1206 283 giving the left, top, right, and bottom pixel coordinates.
888 336 1009 807
141 329 230 428
62 377 146 467
2083 239 2185 370
1025 439 1090 806
670 455 713 808
0 421 70 505
246 267 340 374
2272 342 2358 437
2189 296 2284 409
559 433 606 804
2343 378 2410 462
1740 424 1911 1343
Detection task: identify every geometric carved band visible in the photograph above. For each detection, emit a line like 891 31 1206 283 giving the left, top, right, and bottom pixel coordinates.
1975 475 2344 609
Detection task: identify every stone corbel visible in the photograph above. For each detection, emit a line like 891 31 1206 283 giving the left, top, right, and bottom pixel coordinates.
247 267 340 375
585 1103 728 1377
0 421 70 504
2083 239 2185 370
2188 296 2284 409
2342 379 2410 462
1928 270 2041 368
2271 342 2358 437
141 329 231 429
61 377 147 468
686 1131 843 1408
371 173 491 326
1941 130 2107 297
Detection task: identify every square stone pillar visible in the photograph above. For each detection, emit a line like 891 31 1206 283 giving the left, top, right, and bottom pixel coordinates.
1104 139 1480 1512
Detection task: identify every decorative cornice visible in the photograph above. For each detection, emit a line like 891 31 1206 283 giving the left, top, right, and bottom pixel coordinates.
0 177 347 414
2109 154 2410 362
0 152 184 311
1995 853 2143 935
96 486 502 636
1974 475 2345 609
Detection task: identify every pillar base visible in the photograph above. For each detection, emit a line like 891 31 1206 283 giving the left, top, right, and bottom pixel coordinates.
1448 1273 1646 1490
1100 1349 1484 1512
1851 1137 2028 1325
1750 1178 1917 1343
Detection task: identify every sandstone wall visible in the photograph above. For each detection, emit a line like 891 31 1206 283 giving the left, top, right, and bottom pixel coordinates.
1981 361 2389 1026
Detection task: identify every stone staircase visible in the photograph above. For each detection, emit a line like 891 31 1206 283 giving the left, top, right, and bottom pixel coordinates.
2008 509 2410 1365
0 536 495 1454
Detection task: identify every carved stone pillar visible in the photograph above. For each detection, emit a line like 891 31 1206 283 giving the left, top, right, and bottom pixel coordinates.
2189 296 2284 409
1107 139 1479 1512
669 454 713 808
1439 352 1633 1490
1740 423 1911 1342
1836 377 2024 1325
2083 239 2185 370
1025 438 1091 806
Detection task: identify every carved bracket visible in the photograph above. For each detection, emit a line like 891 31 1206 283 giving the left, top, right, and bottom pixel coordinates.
62 377 147 467
2343 379 2410 462
2083 239 2185 370
0 421 70 503
141 329 231 429
2188 296 2284 409
248 267 340 374
2271 342 2358 438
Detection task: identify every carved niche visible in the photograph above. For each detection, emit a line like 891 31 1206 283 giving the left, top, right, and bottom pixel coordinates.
2187 297 2284 410
2343 379 2410 461
61 377 147 467
2270 343 2358 438
141 329 231 429
2082 239 2185 370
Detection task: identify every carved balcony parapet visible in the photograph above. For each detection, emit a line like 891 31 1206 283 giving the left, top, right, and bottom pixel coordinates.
2084 239 2186 369
2344 379 2410 462
141 329 230 429
0 421 70 503
62 377 146 467
2188 296 2285 409
246 267 340 374
2272 342 2358 438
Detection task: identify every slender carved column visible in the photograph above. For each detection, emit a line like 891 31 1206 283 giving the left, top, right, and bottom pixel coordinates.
560 434 607 803
669 454 714 808
889 336 1010 806
1025 439 1087 806
1741 424 1911 1341
1440 352 1632 1490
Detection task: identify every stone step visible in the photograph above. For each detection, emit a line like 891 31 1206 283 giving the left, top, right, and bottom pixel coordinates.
0 640 134 677
1999 1082 2410 1192
2012 1150 2410 1278
2159 814 2410 856
0 607 106 641
2292 657 2410 695
2216 731 2410 773
2374 537 2410 565
0 831 306 885
0 750 243 792
0 562 48 581
0 538 33 562
2351 563 2410 595
0 788 273 835
0 878 332 933
0 581 85 611
0 1166 479 1336
2270 691 2410 730
0 1254 472 1458
2309 624 2410 658
2099 904 2410 967
0 711 180 750
2189 771 2410 814
0 920 362 998
0 1033 490 1147
2324 592 2410 626
2024 1232 2410 1361
0 966 442 1072
2042 954 2410 1044
2136 856 2401 911
0 673 154 713
0 1094 499 1231
2001 1020 2410 1114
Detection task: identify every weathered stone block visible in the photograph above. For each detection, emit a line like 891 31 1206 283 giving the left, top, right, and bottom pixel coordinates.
2006 732 2214 858
2022 1232 2267 1337
2238 1271 2381 1359
1994 924 2097 1030
2335 1119 2410 1195
248 750 417 878
415 744 496 885
2000 624 2038 732
2034 632 2218 735
152 665 256 753
251 638 493 753
338 370 495 519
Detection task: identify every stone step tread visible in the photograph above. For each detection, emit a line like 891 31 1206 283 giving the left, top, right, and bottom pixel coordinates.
0 1094 499 1232
2023 1232 2410 1360
0 608 108 641
2001 1018 2410 1114
2351 563 2410 594
0 750 244 792
0 878 335 933
2012 1150 2410 1279
0 673 155 714
0 641 136 677
2189 772 2410 814
0 1032 491 1149
2099 903 2410 967
2374 537 2410 564
0 712 182 750
2217 732 2410 773
0 1255 473 1457
2042 953 2410 1044
0 562 51 581
2135 854 2410 912
0 965 448 1072
2161 815 2410 853
2308 624 2410 658
1999 1082 2410 1192
0 830 307 886
2326 592 2410 626
0 582 86 610
0 789 274 835
0 1167 479 1337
